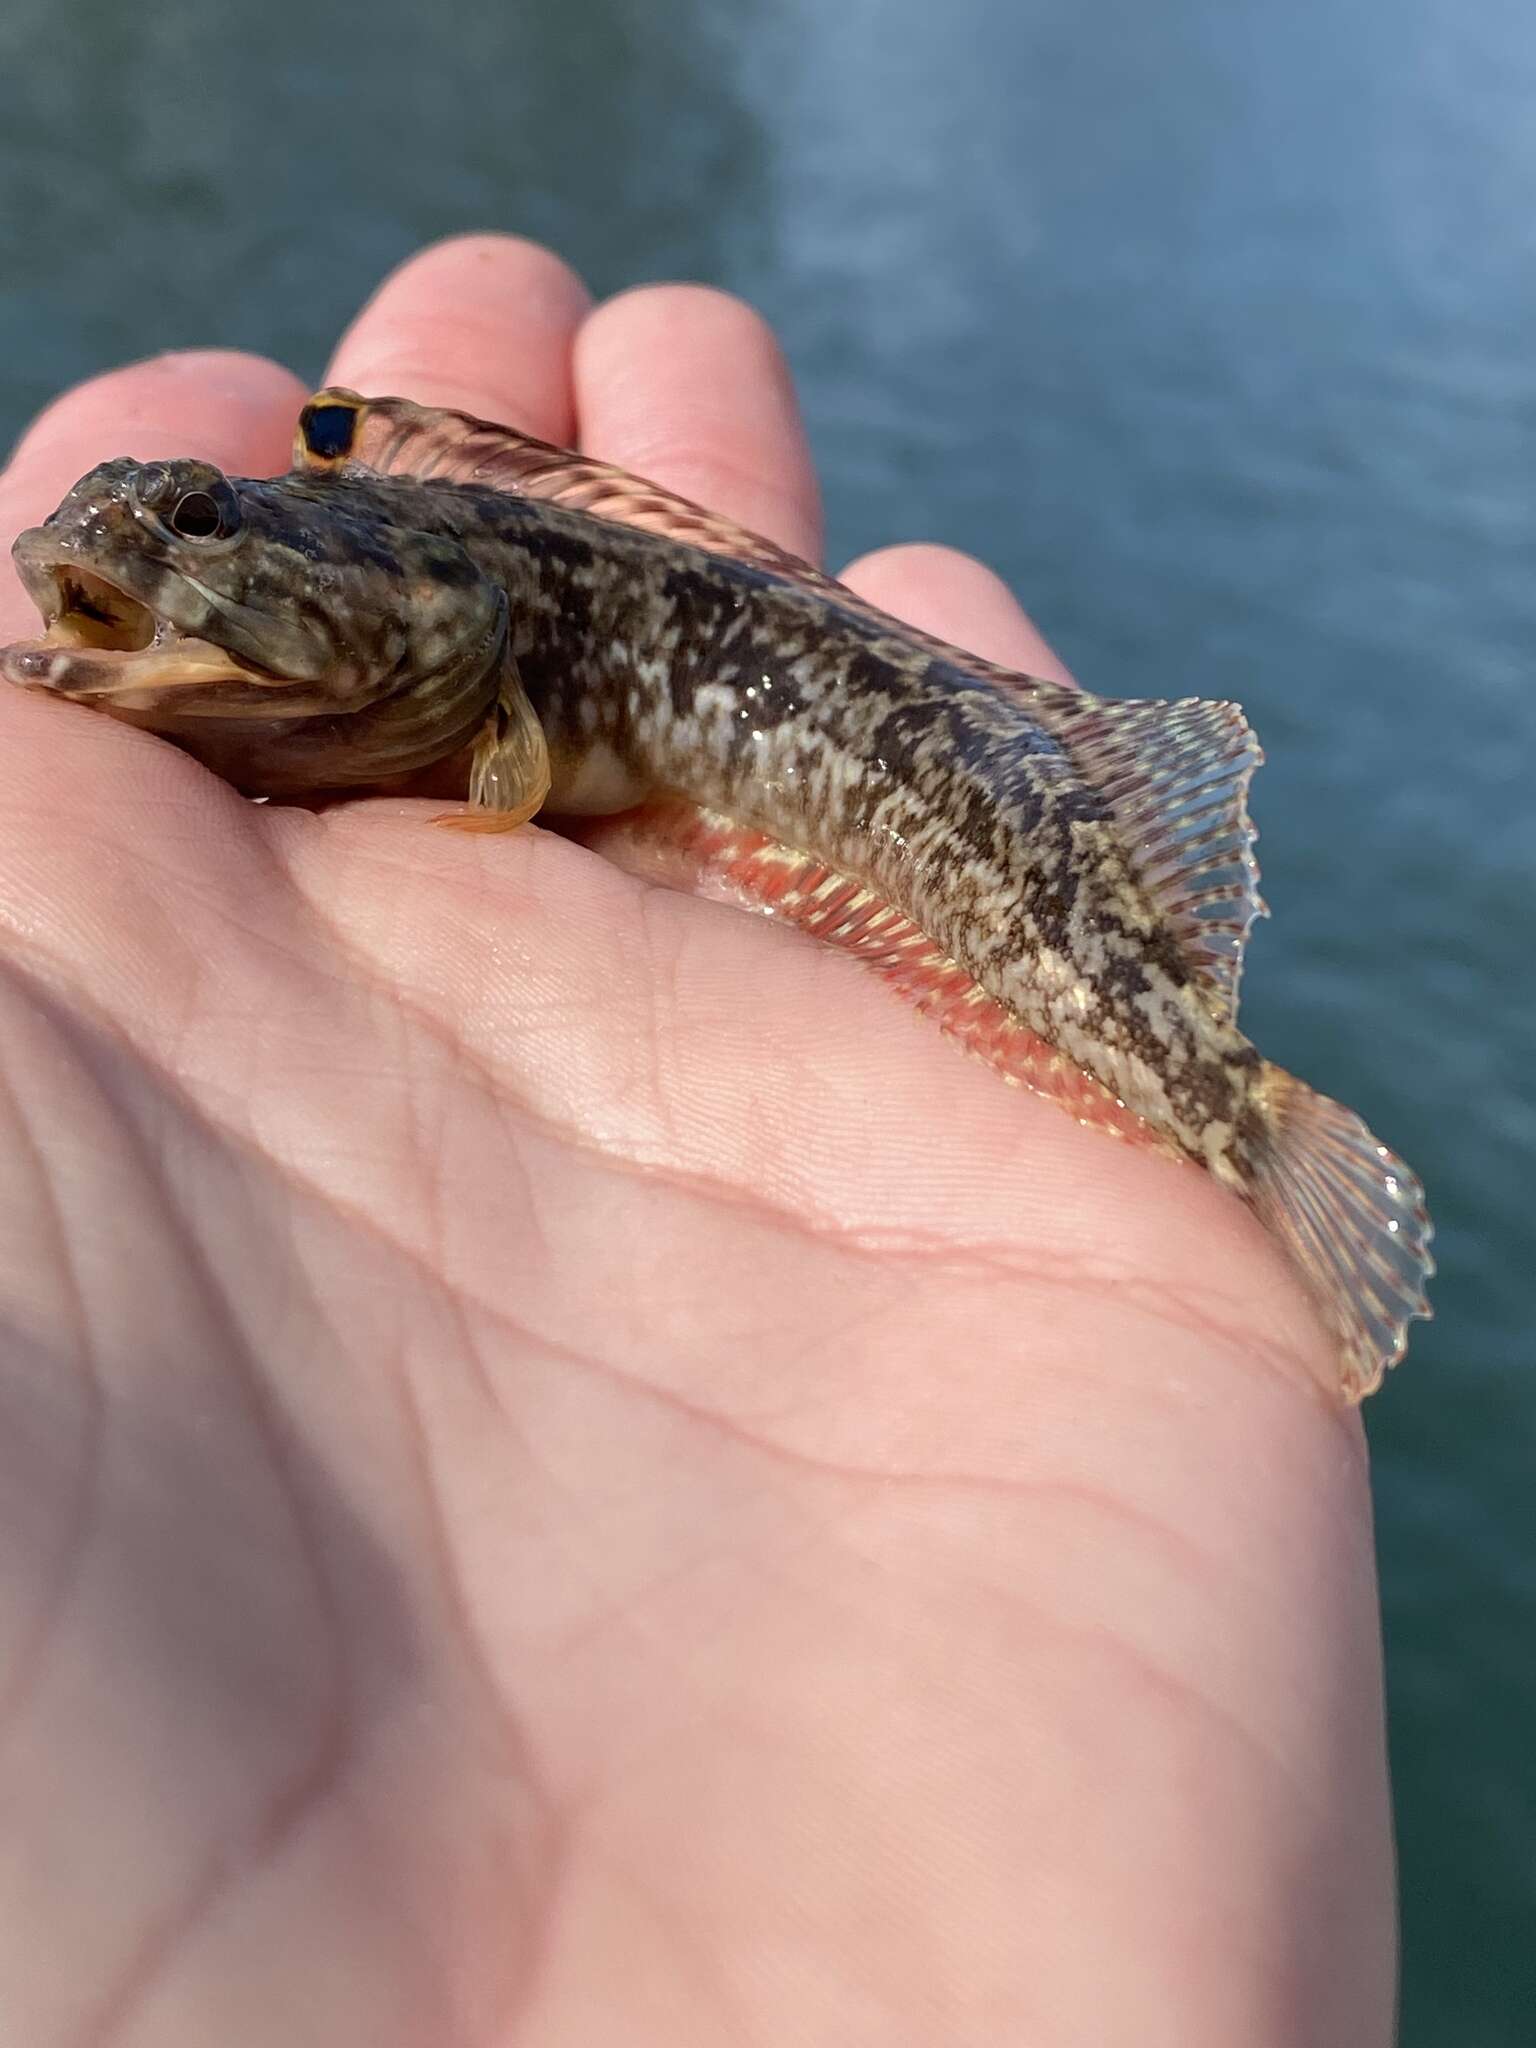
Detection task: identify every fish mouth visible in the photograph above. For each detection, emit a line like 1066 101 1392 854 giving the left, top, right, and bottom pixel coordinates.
1 562 273 706
45 565 159 653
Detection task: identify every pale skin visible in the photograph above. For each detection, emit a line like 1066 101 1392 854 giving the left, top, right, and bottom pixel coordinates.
0 236 1394 2046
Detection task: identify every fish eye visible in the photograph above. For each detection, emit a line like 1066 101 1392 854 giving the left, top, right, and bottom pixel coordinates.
169 490 227 540
131 464 240 541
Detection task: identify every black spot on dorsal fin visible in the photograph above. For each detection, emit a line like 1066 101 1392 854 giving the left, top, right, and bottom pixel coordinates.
297 389 364 464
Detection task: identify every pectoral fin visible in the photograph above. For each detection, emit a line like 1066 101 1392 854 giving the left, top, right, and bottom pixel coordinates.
436 653 551 834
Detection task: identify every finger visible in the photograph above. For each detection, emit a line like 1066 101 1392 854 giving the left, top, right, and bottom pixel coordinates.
0 350 307 641
840 542 1075 685
326 233 592 445
574 284 822 563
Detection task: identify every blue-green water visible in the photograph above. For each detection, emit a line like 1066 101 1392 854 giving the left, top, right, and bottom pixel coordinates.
0 0 1530 2035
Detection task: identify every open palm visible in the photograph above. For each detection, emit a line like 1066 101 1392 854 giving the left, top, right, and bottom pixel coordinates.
0 238 1393 2047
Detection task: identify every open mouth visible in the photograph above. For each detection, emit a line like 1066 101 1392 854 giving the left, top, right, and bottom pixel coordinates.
46 566 158 652
2 540 332 724
0 556 278 706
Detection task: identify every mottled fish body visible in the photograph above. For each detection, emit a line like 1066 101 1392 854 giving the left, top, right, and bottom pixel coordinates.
0 391 1433 1395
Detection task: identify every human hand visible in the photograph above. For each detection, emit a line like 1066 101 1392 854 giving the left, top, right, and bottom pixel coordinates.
0 236 1393 2047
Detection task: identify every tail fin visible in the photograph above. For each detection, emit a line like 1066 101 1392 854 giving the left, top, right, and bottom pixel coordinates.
1250 1068 1434 1400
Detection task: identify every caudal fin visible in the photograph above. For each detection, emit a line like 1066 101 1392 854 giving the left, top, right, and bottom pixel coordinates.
1250 1068 1434 1400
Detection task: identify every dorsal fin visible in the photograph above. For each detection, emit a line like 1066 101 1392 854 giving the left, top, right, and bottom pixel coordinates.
296 389 1267 1020
296 388 830 584
1051 694 1266 1023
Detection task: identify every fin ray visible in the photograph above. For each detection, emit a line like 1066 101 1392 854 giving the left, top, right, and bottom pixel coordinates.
298 393 1264 1021
437 644 550 834
582 803 1180 1158
1250 1070 1434 1400
1049 696 1266 1022
297 388 828 585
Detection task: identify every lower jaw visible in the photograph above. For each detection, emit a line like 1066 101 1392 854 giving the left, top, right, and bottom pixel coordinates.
0 632 257 705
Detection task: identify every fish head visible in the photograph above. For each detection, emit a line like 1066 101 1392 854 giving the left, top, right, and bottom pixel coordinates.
0 458 508 794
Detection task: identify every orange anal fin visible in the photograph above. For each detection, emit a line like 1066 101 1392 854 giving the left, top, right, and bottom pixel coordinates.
581 803 1175 1158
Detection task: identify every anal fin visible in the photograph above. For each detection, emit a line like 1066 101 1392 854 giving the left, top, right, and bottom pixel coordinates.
582 802 1178 1158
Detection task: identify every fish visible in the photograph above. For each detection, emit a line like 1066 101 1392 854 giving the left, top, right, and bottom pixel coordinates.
0 386 1433 1397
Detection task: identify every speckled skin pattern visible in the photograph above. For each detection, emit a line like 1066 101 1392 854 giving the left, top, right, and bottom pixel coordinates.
472 486 1268 1183
6 461 510 790
9 460 1264 1181
2 436 1438 1393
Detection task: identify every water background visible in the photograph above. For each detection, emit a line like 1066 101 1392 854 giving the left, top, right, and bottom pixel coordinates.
0 1 1531 2036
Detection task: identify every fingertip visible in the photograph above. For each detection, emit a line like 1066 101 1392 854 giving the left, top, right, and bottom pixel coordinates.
326 232 593 441
7 350 308 481
840 542 1075 684
582 280 785 358
574 282 822 561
